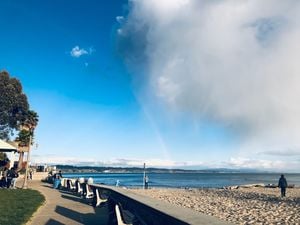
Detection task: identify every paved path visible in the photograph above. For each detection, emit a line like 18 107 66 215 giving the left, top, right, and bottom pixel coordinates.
20 180 109 225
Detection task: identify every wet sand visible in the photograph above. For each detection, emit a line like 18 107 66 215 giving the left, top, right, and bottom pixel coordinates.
130 187 300 225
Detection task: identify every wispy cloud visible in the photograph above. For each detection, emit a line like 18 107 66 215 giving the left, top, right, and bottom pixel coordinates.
226 157 300 172
31 154 201 168
70 46 93 58
260 149 300 157
31 154 300 171
116 16 125 24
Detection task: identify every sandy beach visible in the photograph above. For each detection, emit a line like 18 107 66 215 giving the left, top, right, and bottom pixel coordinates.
130 187 300 225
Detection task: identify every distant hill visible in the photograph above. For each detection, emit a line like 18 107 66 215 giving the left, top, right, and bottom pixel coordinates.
55 165 260 174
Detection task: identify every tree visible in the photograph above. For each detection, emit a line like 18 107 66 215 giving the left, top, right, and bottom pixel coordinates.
20 110 39 131
16 110 39 147
0 152 9 167
0 71 38 180
19 110 39 188
0 71 29 139
0 152 8 161
15 130 32 147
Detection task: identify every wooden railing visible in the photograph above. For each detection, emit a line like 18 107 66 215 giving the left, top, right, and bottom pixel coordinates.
60 178 232 225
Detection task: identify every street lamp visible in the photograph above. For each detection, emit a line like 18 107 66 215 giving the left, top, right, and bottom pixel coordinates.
143 163 146 189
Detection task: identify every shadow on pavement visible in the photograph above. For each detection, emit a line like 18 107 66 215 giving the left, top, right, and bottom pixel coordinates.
41 184 55 189
55 205 109 225
45 219 65 225
60 193 90 204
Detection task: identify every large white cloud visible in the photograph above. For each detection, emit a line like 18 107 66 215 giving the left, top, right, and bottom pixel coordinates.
117 0 300 157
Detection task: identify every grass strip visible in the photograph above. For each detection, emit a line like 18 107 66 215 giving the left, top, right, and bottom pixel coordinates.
0 189 45 225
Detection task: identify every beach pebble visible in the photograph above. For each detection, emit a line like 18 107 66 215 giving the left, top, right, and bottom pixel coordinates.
130 187 300 225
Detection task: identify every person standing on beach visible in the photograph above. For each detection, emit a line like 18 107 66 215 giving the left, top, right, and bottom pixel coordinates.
145 176 149 189
278 174 288 197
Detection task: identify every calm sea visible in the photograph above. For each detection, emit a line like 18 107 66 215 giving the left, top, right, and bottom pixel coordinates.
63 173 300 188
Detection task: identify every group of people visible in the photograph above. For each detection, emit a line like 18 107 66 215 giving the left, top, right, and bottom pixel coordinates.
0 167 19 189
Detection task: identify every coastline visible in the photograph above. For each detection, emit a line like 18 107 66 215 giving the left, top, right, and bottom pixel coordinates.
129 186 300 224
62 172 300 188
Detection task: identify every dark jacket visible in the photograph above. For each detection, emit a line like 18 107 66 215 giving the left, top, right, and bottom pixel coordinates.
7 169 18 179
278 177 287 188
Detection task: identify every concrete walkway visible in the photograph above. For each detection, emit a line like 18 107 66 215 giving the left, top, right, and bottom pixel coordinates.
20 180 109 225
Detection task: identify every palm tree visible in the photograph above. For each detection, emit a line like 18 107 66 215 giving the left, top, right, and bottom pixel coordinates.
15 110 39 170
15 130 31 170
15 110 39 147
17 110 38 188
15 130 31 147
20 110 39 132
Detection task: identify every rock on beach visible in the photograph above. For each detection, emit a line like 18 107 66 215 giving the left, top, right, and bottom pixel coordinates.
130 187 300 225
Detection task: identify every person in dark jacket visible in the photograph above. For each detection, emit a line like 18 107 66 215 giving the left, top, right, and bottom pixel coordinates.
278 174 288 197
0 167 8 188
7 167 18 188
10 168 18 189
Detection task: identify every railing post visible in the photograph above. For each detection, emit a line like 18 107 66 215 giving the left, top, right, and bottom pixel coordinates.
107 199 118 225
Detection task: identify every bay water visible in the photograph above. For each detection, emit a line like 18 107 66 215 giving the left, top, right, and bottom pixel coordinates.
63 172 300 188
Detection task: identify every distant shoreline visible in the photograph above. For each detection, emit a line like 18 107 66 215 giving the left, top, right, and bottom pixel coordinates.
56 165 299 174
61 171 300 188
60 170 300 174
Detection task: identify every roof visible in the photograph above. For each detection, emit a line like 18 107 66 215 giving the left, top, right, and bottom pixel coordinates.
0 140 17 152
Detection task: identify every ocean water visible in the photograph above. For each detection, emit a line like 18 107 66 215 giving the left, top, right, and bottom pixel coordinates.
62 172 300 188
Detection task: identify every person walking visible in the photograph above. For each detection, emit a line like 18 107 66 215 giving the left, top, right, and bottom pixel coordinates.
29 168 33 180
278 174 288 197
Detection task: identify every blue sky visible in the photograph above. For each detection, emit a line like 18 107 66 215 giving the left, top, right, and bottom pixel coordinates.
1 0 300 171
